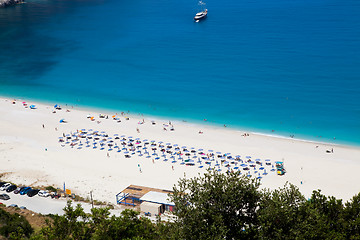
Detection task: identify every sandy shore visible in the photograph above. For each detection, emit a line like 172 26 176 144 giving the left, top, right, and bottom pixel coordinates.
1 97 360 203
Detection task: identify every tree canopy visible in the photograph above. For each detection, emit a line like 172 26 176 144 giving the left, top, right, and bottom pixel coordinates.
3 170 360 239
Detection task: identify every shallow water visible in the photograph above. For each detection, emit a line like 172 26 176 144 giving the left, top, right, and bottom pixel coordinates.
0 0 359 145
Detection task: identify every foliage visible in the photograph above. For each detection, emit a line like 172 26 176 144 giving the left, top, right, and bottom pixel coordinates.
0 207 33 239
28 171 360 239
170 170 261 240
45 186 57 193
169 171 360 240
32 201 161 240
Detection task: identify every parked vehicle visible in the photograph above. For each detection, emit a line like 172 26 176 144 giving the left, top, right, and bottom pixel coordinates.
51 192 60 199
38 190 50 197
0 183 11 191
27 189 40 197
0 182 6 187
19 206 27 210
8 204 18 208
6 184 17 192
14 187 22 194
0 194 10 200
20 187 32 195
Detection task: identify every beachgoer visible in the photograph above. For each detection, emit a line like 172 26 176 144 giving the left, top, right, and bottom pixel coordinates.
136 128 140 133
107 153 110 158
42 124 45 128
331 148 334 153
172 166 174 170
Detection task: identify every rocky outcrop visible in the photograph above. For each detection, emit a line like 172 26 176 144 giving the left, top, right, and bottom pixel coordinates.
0 0 24 8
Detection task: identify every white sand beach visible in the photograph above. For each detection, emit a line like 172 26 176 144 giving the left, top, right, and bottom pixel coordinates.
1 97 360 204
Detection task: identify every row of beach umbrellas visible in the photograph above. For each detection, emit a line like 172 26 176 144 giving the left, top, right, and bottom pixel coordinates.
58 129 278 179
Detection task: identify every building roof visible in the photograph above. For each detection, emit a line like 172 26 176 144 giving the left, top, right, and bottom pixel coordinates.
140 191 175 206
121 185 172 199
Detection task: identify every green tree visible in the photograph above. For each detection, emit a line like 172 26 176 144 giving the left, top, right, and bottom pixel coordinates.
0 208 33 239
302 190 345 239
36 201 90 240
343 192 360 239
170 170 261 240
256 183 307 239
33 201 160 240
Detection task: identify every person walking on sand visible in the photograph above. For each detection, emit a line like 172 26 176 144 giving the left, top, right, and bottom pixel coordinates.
42 124 45 128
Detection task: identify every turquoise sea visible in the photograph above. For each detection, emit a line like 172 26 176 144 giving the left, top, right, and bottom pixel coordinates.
0 0 359 145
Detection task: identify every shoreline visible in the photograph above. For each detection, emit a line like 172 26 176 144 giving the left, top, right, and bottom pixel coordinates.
2 94 358 149
1 96 360 203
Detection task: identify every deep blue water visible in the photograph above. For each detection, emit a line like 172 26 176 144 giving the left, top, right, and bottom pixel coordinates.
0 0 359 145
